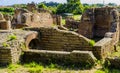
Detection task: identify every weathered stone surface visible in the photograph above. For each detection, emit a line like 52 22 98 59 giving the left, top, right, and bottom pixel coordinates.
0 7 120 66
105 57 120 69
0 21 11 30
23 50 96 66
65 7 119 40
94 38 114 59
0 12 4 20
0 29 38 64
12 3 61 28
25 27 91 51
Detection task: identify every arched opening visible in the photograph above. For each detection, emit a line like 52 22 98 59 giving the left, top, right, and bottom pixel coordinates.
28 39 40 49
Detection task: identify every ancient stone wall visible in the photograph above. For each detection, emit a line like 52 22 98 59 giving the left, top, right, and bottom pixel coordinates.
12 9 54 28
0 48 12 65
0 44 22 65
105 57 120 69
23 50 96 66
65 18 80 29
94 38 114 59
25 27 119 59
94 7 118 37
0 13 11 30
0 30 38 64
25 27 91 51
12 3 62 28
65 7 119 39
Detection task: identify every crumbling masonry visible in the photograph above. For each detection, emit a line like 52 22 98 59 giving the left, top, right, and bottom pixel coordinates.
0 4 120 67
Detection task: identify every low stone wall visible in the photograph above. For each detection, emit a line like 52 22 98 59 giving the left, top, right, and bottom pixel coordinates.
23 50 96 66
0 20 11 30
105 57 120 69
0 47 22 66
94 38 114 59
0 30 38 65
0 48 11 65
65 19 80 29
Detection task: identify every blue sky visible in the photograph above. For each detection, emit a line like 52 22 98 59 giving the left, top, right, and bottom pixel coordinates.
0 0 120 6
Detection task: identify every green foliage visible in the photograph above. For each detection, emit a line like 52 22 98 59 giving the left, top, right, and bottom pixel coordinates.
8 64 20 71
8 34 17 41
95 68 120 73
24 62 44 73
48 6 57 14
28 67 43 73
24 62 39 68
89 40 95 46
56 0 84 14
38 3 47 9
13 4 27 9
48 63 58 69
95 70 106 73
2 42 10 47
0 7 14 15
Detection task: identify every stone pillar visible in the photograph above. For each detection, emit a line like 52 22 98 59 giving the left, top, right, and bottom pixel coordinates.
57 15 62 25
0 12 5 20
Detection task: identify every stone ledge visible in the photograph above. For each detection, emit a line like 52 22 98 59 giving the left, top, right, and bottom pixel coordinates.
23 50 97 66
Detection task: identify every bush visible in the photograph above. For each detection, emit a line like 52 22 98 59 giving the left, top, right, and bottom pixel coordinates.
0 7 14 15
89 40 95 46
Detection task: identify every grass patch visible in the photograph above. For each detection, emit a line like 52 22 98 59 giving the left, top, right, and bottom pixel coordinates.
95 68 120 73
73 15 81 20
61 15 81 25
2 62 120 73
110 46 120 57
62 18 65 25
8 34 17 41
2 42 10 47
8 64 20 71
24 62 44 73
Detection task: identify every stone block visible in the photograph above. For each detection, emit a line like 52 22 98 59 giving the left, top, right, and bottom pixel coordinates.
23 50 96 66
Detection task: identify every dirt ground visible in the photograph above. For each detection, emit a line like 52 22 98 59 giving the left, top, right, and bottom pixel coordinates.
0 66 99 73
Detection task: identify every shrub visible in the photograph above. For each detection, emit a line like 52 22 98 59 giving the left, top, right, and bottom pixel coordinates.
89 40 95 46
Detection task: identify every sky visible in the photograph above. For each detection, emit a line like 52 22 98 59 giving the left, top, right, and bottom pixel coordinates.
0 0 120 6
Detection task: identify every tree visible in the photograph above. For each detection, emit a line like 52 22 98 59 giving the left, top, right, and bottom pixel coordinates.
108 3 117 6
38 3 47 9
56 0 84 14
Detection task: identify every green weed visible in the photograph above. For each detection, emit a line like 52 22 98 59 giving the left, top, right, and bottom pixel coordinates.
89 40 95 46
8 64 20 71
2 42 10 47
8 34 17 41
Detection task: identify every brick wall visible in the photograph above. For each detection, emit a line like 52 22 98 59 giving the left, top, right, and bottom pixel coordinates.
12 9 62 28
94 38 114 59
0 47 22 65
25 27 91 51
23 50 96 66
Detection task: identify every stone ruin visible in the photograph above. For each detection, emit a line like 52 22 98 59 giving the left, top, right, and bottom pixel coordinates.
0 13 11 30
0 4 120 68
12 3 61 28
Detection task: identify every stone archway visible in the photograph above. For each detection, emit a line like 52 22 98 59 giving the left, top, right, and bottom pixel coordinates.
28 38 40 49
25 32 40 50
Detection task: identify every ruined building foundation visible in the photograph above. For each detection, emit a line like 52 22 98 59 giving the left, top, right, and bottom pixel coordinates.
0 5 120 67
